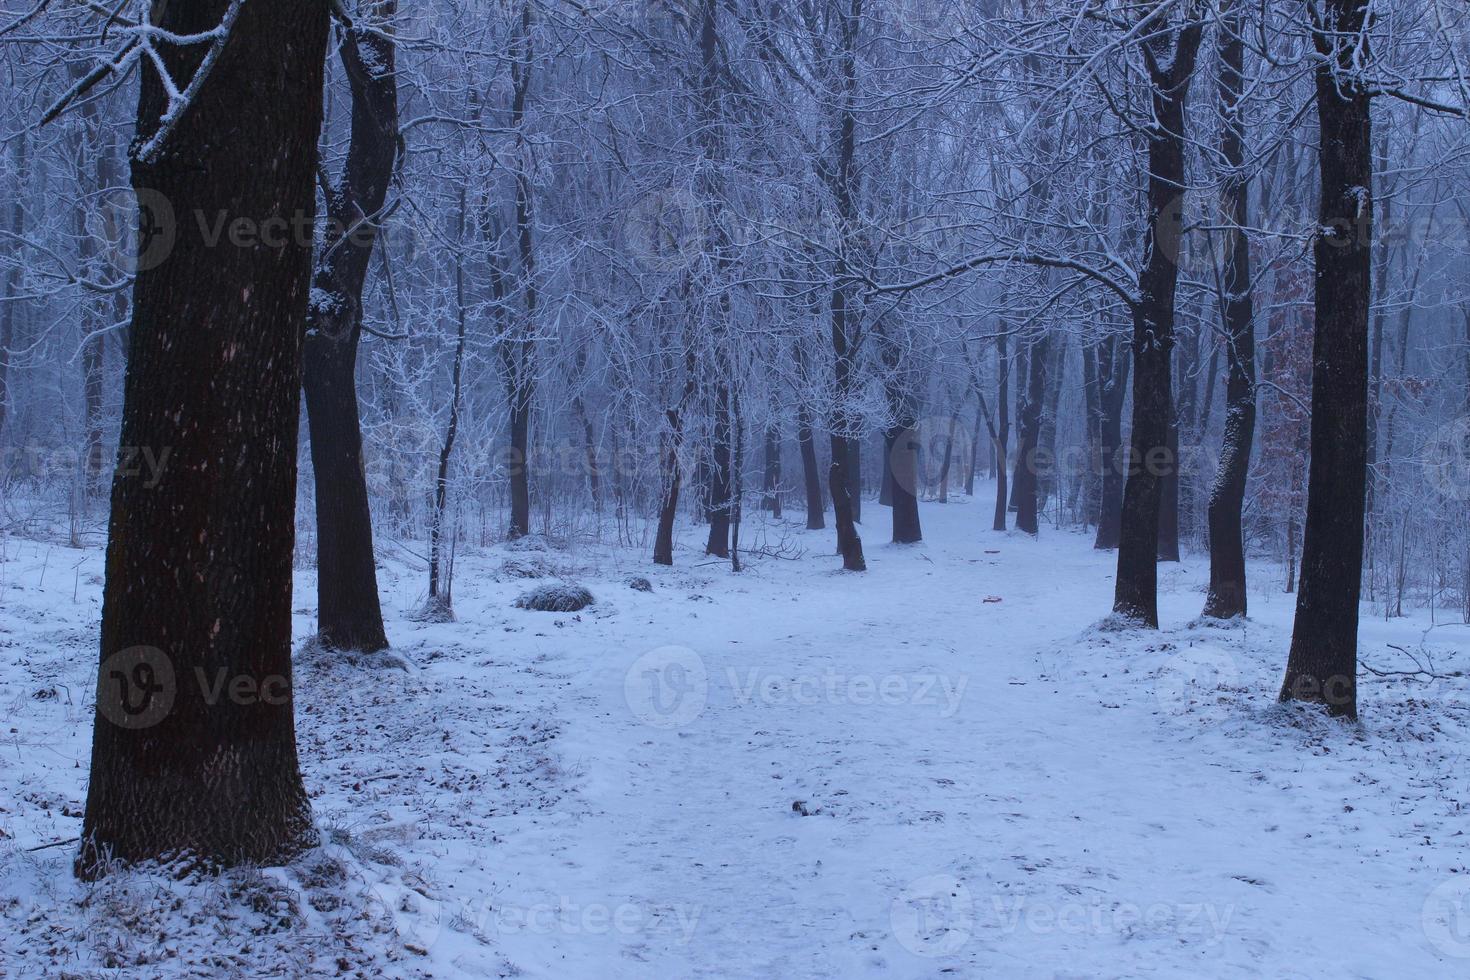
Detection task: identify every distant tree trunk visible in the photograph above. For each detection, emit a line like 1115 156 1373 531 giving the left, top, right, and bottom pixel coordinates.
937 414 958 503
505 1 537 540
761 425 782 517
1157 392 1181 561
797 401 825 529
1094 333 1129 549
730 389 744 571
1038 332 1066 511
993 330 1010 531
77 0 328 878
1114 20 1204 627
1081 341 1103 528
847 437 862 523
825 0 865 571
303 11 398 652
705 387 733 557
1280 0 1373 720
1203 0 1258 620
0 134 23 442
964 395 982 496
429 192 471 606
1013 333 1048 535
72 88 114 499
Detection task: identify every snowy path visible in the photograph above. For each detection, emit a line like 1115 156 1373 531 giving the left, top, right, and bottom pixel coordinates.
3 493 1468 977
462 500 1470 978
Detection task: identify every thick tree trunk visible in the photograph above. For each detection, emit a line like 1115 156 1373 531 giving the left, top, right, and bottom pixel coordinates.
77 0 328 878
1113 22 1203 627
303 12 397 652
1280 0 1373 720
1203 0 1258 620
886 424 922 543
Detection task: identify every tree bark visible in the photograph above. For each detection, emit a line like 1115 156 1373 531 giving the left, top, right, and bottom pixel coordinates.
797 398 825 529
77 0 328 877
0 134 23 443
1094 332 1129 549
303 9 398 652
825 0 865 571
705 386 733 557
1203 0 1258 619
1013 333 1048 535
993 330 1010 531
1280 0 1373 719
1113 19 1204 626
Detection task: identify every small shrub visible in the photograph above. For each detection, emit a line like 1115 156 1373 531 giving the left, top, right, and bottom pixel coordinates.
514 584 594 612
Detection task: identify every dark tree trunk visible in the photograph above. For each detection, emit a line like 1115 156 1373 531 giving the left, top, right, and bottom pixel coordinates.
0 134 23 442
1203 0 1258 620
876 319 920 542
847 437 862 523
825 0 865 571
1037 333 1065 511
964 396 982 496
1113 21 1204 627
1094 333 1129 549
993 330 1010 531
653 407 687 565
797 400 825 529
1081 341 1103 528
705 386 733 557
505 1 537 540
937 414 958 503
429 194 471 605
303 10 398 652
77 0 328 878
886 424 922 543
1280 0 1373 720
1013 333 1048 535
1157 393 1181 561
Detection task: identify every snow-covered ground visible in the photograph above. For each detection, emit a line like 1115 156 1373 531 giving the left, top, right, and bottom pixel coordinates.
2 491 1468 978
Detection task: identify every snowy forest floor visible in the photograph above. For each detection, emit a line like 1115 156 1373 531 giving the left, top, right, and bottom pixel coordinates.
2 489 1469 978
